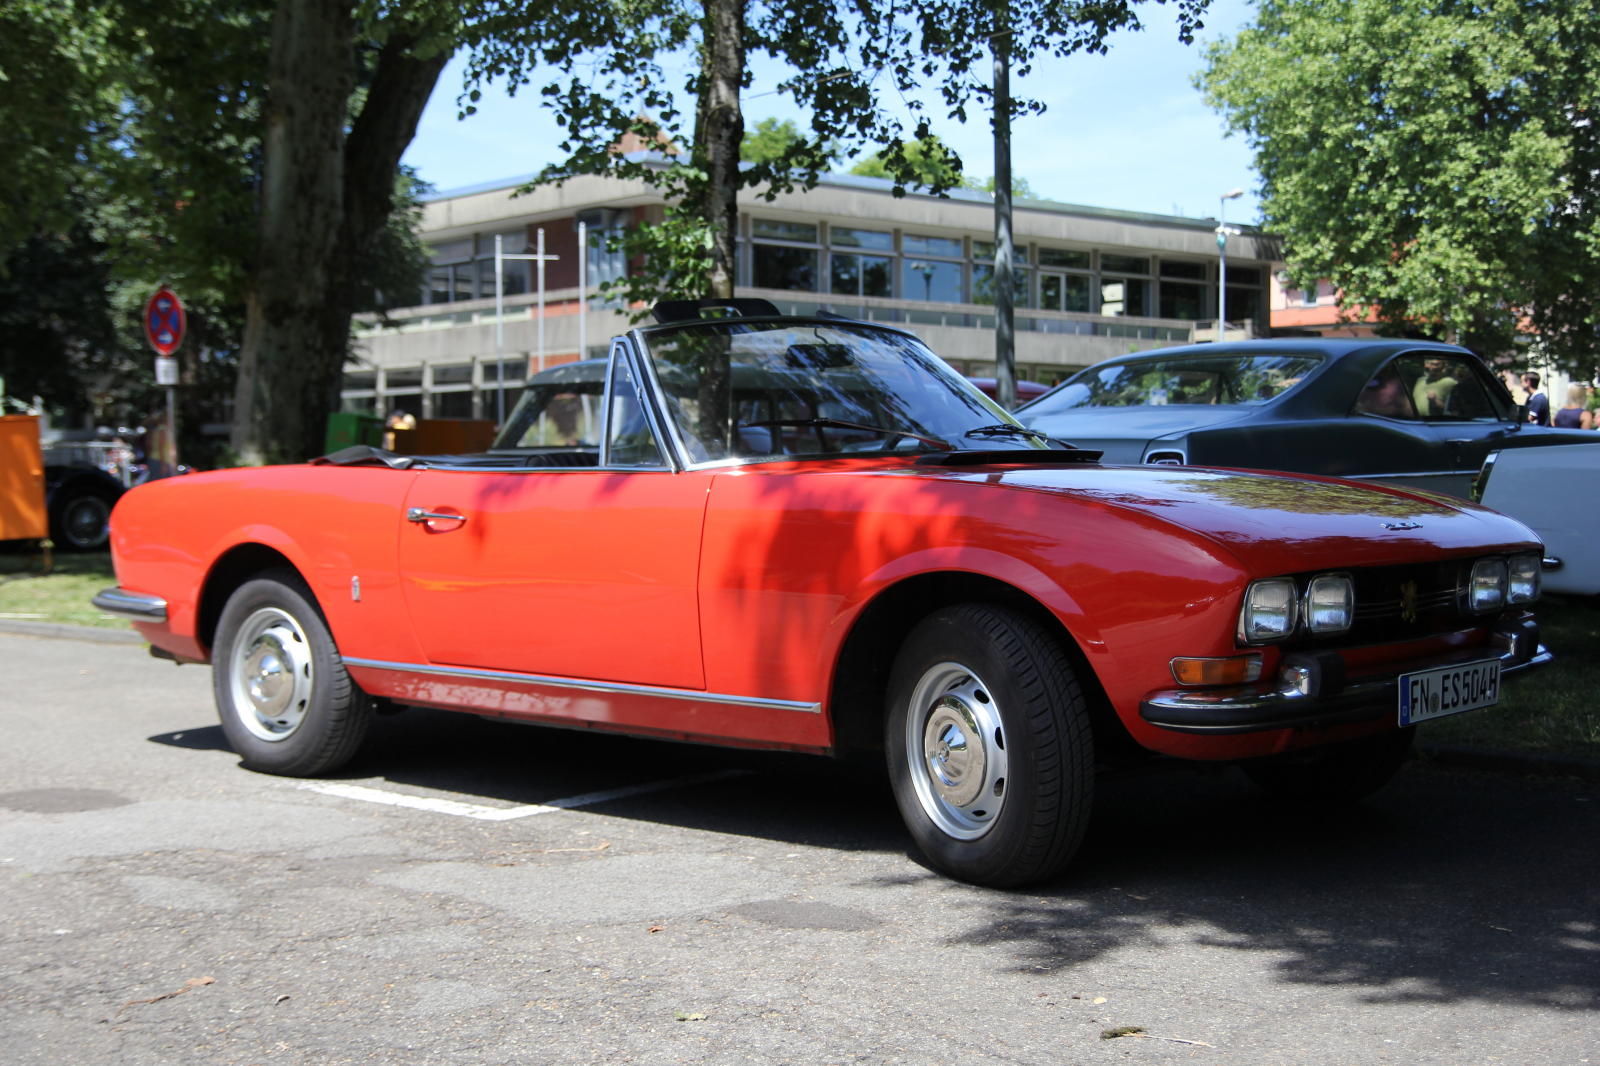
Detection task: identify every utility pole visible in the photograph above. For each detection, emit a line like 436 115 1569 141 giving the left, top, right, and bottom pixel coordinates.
992 15 1016 410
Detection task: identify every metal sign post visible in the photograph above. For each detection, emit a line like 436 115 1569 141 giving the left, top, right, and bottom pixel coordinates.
494 234 561 427
143 286 186 467
1216 188 1244 341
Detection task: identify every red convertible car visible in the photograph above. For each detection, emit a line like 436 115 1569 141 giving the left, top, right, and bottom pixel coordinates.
96 301 1550 886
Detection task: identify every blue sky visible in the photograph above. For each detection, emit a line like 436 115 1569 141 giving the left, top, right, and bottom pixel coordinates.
401 0 1261 223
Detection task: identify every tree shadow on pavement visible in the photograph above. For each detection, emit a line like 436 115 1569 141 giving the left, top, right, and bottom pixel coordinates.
155 703 1600 1010
942 765 1600 1010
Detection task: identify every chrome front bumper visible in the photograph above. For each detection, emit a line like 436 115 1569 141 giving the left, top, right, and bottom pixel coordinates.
92 587 168 623
1140 640 1551 736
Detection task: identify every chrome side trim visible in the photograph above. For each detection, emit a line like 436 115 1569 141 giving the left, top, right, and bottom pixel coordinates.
1349 470 1457 482
341 656 823 714
92 587 168 622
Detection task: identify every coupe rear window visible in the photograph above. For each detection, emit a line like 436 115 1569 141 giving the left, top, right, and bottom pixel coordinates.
1024 354 1323 413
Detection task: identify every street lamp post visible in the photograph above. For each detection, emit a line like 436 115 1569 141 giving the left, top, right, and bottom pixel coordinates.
1216 188 1243 342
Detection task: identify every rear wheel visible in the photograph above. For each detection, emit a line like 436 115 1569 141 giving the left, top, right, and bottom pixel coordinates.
212 570 371 776
51 487 115 551
1242 727 1415 803
886 604 1094 887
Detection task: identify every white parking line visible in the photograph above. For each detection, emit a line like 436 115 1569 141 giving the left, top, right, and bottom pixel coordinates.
302 769 754 821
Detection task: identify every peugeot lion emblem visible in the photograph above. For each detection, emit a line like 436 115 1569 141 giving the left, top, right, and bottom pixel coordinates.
1381 520 1423 531
1399 580 1419 624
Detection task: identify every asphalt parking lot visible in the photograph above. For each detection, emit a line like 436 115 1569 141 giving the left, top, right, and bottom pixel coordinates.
2 632 1597 1065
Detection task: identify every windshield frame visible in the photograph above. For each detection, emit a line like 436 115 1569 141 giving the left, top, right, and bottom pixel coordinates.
1017 349 1329 414
629 317 1040 470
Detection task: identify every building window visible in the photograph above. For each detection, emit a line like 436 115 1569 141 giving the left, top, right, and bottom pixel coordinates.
423 231 529 304
1158 261 1208 320
1039 274 1091 313
751 218 818 292
1226 286 1263 323
1100 253 1149 276
971 242 1030 308
829 227 892 298
1038 248 1091 271
902 234 963 303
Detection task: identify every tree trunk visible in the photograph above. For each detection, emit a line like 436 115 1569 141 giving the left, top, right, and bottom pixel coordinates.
232 0 354 465
232 2 449 465
697 0 745 299
317 36 450 429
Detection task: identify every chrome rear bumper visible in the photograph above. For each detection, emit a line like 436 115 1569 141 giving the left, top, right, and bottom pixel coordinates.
92 587 168 623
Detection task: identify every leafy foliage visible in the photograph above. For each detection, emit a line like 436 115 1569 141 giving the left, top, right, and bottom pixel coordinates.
1200 0 1600 368
462 0 1210 312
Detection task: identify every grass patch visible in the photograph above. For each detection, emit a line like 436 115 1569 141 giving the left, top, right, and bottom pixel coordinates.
1421 595 1600 760
0 551 126 629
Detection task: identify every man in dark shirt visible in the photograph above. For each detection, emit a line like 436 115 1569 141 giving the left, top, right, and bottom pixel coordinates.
1522 372 1550 426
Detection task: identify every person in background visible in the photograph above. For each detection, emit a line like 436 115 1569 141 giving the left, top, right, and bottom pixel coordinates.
1553 383 1594 430
1522 371 1550 426
383 408 416 452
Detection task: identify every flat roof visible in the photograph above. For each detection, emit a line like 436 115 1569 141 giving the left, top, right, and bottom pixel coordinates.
421 164 1261 236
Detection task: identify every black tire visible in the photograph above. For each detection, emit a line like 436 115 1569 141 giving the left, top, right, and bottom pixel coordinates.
1242 727 1415 803
885 603 1095 887
212 569 371 776
50 487 115 551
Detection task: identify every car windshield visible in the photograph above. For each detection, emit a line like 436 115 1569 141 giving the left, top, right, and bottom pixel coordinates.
637 320 1034 463
1024 354 1324 413
491 364 606 450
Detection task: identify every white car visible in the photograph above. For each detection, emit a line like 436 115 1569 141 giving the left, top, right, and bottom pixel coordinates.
1476 441 1600 599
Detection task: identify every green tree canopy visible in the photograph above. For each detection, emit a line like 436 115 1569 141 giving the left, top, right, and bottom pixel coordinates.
1200 0 1600 367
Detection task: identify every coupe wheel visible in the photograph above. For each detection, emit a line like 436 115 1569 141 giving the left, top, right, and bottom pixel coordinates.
212 569 371 776
1242 727 1415 803
886 604 1094 887
52 489 114 551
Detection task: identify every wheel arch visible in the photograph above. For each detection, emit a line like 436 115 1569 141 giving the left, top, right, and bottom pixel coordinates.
196 542 317 655
826 566 1142 765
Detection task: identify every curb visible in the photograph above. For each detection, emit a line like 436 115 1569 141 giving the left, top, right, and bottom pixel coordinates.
0 619 145 645
1417 743 1600 784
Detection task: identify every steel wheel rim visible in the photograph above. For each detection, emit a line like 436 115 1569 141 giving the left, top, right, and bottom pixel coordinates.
63 497 110 548
905 661 1009 840
228 607 315 742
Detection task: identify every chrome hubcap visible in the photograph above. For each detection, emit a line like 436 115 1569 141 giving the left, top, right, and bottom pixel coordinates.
906 662 1009 840
228 608 314 742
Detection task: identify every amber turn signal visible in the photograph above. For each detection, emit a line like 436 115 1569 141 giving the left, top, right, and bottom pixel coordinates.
1170 655 1263 687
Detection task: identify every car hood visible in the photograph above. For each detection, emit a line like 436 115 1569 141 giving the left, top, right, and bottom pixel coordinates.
972 463 1540 574
1014 406 1253 462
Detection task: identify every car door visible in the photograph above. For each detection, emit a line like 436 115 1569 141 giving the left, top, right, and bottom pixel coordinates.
1391 351 1524 495
397 344 708 689
1336 355 1470 495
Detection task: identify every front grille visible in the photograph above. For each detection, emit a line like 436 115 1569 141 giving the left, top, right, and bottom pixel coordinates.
1282 560 1478 650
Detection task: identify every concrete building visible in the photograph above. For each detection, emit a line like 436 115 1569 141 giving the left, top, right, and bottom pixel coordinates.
349 168 1276 422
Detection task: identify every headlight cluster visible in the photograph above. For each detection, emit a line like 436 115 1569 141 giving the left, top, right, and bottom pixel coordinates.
1237 573 1355 644
1465 553 1540 612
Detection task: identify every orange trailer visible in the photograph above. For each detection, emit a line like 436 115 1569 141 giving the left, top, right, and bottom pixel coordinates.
0 415 48 541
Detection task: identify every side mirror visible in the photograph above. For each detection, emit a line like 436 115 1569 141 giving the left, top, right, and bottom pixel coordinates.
1512 403 1528 427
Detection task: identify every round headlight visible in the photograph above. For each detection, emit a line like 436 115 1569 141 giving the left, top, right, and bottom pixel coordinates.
1468 558 1507 613
1304 573 1354 634
1508 553 1540 604
1238 578 1298 644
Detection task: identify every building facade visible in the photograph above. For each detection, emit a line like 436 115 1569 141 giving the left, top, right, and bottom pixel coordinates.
348 169 1276 422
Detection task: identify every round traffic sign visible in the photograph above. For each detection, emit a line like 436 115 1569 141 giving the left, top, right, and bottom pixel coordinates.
143 287 186 356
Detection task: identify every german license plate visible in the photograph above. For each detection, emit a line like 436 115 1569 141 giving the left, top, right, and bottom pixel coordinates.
1398 659 1501 726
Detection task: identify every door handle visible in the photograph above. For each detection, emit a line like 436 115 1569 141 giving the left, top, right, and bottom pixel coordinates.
407 508 466 525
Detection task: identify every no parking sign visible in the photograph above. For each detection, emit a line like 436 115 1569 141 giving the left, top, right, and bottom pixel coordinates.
143 286 186 356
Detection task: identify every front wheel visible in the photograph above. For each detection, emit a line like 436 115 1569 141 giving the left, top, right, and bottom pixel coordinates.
1242 727 1415 803
212 570 371 776
51 488 115 551
886 604 1095 887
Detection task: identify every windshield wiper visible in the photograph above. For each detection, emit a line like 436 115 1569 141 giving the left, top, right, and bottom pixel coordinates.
741 418 953 451
964 423 1058 444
